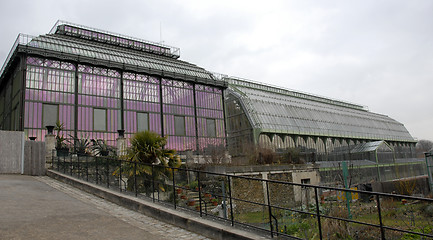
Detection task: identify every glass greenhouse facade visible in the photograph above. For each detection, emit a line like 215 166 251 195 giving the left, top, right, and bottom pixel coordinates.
0 21 416 160
225 78 416 161
0 21 226 152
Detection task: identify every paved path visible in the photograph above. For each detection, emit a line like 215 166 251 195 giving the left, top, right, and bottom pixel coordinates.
0 175 210 240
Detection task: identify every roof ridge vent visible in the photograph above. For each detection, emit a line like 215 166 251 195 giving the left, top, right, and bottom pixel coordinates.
50 20 180 59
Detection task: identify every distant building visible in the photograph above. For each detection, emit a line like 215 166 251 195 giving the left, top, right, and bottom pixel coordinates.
0 21 416 162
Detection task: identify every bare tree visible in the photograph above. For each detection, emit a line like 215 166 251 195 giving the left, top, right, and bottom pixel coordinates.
416 139 433 156
203 144 230 164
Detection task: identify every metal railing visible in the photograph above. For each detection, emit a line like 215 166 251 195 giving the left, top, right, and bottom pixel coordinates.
52 153 433 239
0 34 34 78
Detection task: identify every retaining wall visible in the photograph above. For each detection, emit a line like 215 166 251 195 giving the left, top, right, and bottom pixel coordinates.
0 130 46 175
0 130 24 174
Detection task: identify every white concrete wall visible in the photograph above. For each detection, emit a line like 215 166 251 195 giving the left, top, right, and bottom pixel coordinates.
0 130 24 174
292 170 320 203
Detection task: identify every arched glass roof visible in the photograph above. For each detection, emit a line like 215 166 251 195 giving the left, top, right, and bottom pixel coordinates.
227 78 414 142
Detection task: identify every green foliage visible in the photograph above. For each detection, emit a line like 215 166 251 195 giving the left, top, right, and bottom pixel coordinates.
91 139 115 156
54 120 68 149
283 221 310 235
128 131 178 165
188 180 198 190
68 135 91 155
113 131 181 192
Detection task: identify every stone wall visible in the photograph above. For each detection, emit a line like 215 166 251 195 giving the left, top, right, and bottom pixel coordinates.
231 167 319 214
268 172 295 207
23 141 46 176
232 174 264 214
0 130 46 175
0 130 24 174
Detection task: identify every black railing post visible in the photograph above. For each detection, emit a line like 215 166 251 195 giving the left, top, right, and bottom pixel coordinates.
227 175 234 226
52 149 54 169
152 164 155 202
106 157 110 188
172 167 176 209
376 194 386 239
95 157 99 184
119 159 122 192
266 181 274 238
63 154 66 173
57 151 60 171
134 161 137 197
86 155 89 182
197 171 203 217
314 187 323 240
77 154 80 179
70 154 72 176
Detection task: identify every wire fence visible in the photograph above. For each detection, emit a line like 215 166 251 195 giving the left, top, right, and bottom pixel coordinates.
52 153 433 239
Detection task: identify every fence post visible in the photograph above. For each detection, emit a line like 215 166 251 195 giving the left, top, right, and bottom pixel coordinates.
56 151 59 171
376 194 385 239
134 161 137 197
172 167 176 209
197 171 203 217
119 159 122 192
70 154 73 176
152 164 155 202
227 175 234 226
314 187 323 240
95 157 99 184
266 181 274 238
77 154 80 179
86 155 89 182
63 154 66 173
106 157 110 188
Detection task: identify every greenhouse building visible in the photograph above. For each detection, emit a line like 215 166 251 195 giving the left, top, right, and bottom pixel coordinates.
225 78 417 162
0 21 226 152
0 21 417 163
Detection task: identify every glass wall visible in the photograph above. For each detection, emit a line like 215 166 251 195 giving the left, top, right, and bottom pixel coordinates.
21 57 225 151
123 72 161 140
21 56 226 151
162 79 196 151
77 65 121 144
24 57 75 140
195 84 225 151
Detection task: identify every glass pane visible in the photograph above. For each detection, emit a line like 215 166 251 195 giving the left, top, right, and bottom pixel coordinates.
94 108 107 131
174 116 185 136
137 112 149 132
43 104 58 127
206 118 216 137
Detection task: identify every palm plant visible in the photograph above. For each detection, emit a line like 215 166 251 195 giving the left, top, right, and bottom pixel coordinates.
68 135 91 155
54 120 66 149
91 139 115 156
113 131 181 193
54 120 69 156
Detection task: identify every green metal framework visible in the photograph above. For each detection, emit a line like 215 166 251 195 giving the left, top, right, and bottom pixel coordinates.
0 22 226 153
225 77 416 160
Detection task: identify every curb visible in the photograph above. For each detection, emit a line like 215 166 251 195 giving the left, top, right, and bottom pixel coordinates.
47 170 268 240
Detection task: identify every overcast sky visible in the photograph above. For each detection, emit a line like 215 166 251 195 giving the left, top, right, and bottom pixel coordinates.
1 0 432 141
